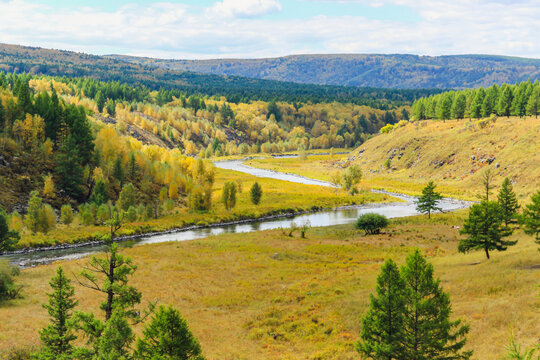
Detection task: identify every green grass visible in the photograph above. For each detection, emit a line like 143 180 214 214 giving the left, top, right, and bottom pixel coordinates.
15 167 391 249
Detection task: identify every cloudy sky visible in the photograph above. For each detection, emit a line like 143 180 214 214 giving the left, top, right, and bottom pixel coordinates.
0 0 538 59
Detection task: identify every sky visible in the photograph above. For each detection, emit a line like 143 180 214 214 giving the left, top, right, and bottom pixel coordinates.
0 0 538 59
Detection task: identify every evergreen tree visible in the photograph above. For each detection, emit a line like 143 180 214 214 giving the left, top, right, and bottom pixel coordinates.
95 90 105 113
221 182 237 211
55 135 85 200
400 250 472 360
416 181 443 219
497 85 513 117
356 259 405 360
38 267 78 359
135 305 204 360
250 182 262 206
16 78 33 115
438 94 453 120
89 180 108 205
25 190 44 234
267 100 282 122
526 85 540 118
113 156 125 185
469 90 484 119
459 201 516 259
0 100 5 131
0 207 19 252
128 153 139 180
521 190 540 247
497 177 519 227
67 105 94 165
451 93 466 119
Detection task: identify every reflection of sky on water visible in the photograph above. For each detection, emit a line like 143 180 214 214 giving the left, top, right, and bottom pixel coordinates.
3 161 469 268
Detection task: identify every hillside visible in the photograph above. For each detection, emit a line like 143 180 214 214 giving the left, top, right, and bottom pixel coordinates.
348 117 540 198
107 54 540 89
0 43 439 106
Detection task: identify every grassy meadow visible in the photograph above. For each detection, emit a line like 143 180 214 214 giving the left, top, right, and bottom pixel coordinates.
1 211 538 359
15 167 391 249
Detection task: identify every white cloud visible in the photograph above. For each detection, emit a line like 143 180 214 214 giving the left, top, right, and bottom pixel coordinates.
207 0 282 18
0 0 538 59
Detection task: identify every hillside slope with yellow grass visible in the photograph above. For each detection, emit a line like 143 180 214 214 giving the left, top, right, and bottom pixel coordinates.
348 117 540 199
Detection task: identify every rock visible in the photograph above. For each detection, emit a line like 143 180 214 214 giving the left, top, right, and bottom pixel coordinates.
471 155 476 160
495 163 500 169
0 155 8 167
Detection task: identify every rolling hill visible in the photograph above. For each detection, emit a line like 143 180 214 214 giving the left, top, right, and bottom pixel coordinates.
348 116 540 198
106 54 540 89
0 43 439 106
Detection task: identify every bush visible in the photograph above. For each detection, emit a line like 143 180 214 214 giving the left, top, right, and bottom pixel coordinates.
60 204 74 225
0 260 22 300
126 206 138 222
355 213 389 235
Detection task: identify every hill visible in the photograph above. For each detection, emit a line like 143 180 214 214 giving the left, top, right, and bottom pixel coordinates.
348 116 540 198
0 43 439 106
107 54 540 89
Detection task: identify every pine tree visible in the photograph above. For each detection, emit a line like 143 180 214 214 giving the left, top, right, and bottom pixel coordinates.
250 182 262 206
416 181 443 219
95 90 105 113
16 78 33 115
521 190 540 247
135 305 204 360
0 207 19 252
451 93 466 119
356 259 405 360
38 267 78 359
438 93 453 120
497 177 520 227
469 90 484 119
400 250 472 360
459 201 516 259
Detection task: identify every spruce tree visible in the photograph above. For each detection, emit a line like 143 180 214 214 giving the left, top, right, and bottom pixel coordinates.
113 156 125 185
400 250 472 360
521 190 540 247
469 90 484 119
459 201 516 259
250 182 262 206
38 267 78 359
497 86 513 117
356 259 405 360
55 135 85 200
89 180 108 206
526 85 540 118
136 305 204 360
497 177 519 227
416 181 443 219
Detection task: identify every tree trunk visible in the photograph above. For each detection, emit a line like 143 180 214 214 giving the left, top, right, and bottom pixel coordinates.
484 247 490 259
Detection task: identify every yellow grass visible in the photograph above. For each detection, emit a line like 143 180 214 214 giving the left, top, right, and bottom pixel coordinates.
1 212 538 359
246 117 540 200
17 167 391 248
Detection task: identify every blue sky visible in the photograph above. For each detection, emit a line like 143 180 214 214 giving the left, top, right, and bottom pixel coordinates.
0 0 538 59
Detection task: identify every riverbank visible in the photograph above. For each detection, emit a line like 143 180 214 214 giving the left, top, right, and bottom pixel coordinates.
4 166 392 253
2 211 538 359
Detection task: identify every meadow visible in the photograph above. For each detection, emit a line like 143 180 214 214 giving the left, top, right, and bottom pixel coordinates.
1 211 538 359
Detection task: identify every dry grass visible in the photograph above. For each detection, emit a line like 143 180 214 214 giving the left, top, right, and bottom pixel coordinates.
1 211 538 359
17 167 390 248
247 117 540 200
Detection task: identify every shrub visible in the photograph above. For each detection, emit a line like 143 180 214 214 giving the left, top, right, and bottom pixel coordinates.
60 205 74 226
0 260 22 300
380 124 394 134
355 213 389 235
126 206 138 222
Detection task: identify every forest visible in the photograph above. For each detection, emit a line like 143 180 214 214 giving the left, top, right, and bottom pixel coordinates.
0 43 442 107
410 80 540 120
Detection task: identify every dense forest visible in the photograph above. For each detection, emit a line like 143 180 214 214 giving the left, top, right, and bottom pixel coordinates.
410 80 540 120
109 53 540 89
0 43 441 107
0 71 409 212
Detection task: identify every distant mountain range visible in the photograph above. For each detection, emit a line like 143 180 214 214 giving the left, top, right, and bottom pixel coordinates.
106 54 540 89
0 43 442 106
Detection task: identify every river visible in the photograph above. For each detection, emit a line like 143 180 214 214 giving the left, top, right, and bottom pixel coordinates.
1 160 470 268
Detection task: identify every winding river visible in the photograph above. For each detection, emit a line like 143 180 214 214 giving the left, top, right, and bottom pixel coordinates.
1 160 470 268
